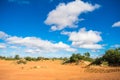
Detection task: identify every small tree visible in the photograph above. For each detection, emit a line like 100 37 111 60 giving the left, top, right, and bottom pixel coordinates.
92 57 103 65
14 55 20 60
103 48 120 65
84 52 90 58
69 53 82 62
92 48 120 66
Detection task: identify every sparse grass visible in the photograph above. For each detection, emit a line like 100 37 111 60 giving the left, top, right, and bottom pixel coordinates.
101 61 109 67
16 59 27 64
33 66 40 69
0 48 120 68
85 66 120 73
62 59 70 65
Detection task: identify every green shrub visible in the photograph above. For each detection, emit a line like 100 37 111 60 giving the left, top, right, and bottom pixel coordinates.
92 57 103 65
0 56 6 60
92 48 120 66
25 57 33 61
84 52 90 58
36 57 44 61
62 53 93 64
14 55 20 60
103 48 120 66
70 54 80 62
62 59 70 65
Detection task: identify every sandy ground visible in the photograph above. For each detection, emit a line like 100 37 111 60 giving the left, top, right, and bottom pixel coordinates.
0 60 120 80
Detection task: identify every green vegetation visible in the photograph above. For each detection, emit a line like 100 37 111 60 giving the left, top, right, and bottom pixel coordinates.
63 52 93 64
92 48 120 66
14 55 20 60
84 52 90 58
24 56 36 61
0 48 120 66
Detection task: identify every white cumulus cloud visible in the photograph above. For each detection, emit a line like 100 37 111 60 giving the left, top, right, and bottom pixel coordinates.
112 21 120 27
25 49 42 54
61 28 103 49
45 0 100 31
0 31 9 39
1 33 76 53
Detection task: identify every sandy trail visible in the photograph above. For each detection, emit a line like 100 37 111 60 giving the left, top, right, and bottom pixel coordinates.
0 60 120 80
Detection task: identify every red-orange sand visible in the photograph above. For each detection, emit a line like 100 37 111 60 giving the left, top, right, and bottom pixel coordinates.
0 60 120 80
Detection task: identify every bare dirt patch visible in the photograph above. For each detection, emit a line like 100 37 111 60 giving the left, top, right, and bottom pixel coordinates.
0 60 120 80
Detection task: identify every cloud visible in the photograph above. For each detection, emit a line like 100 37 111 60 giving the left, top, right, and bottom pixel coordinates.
0 43 6 49
25 49 42 54
45 0 100 31
0 31 76 54
112 21 120 27
9 46 18 49
61 28 103 49
6 37 76 53
0 31 9 39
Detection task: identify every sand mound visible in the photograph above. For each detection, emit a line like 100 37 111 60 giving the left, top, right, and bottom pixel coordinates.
0 60 120 80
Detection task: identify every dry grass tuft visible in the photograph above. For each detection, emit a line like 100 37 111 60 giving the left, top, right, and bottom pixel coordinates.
85 66 120 73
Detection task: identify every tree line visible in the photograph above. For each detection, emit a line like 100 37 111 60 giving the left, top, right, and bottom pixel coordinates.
0 48 120 66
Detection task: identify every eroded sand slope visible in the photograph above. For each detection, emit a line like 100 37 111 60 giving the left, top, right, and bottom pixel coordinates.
0 60 120 80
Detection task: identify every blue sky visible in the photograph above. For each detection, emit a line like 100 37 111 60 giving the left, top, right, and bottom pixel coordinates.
0 0 120 58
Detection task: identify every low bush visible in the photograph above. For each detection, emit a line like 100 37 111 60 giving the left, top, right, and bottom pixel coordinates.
92 48 120 66
62 53 93 65
14 55 20 60
92 57 103 65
